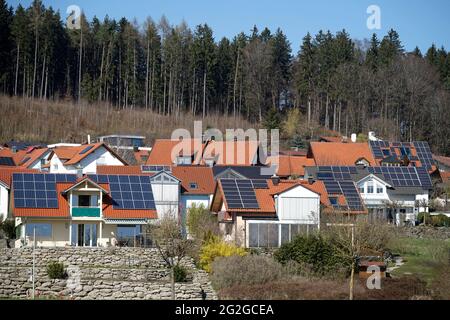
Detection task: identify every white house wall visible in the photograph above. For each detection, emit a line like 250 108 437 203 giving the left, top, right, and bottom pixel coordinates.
276 186 320 224
0 185 8 222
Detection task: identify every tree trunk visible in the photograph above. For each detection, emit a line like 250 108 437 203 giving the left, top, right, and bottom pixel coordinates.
202 70 206 119
145 38 150 109
14 43 20 96
233 51 240 121
32 26 39 98
78 27 83 104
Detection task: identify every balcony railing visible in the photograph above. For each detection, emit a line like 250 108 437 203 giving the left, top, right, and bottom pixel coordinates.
72 207 101 217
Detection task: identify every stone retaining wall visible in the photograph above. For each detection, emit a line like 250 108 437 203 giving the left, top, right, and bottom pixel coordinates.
0 247 217 300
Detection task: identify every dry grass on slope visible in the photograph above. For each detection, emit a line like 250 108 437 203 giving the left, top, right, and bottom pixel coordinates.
0 95 256 144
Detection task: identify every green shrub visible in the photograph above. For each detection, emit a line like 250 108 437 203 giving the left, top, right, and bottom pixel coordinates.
430 214 450 227
210 255 284 290
417 212 431 224
173 265 188 283
46 261 66 279
0 219 16 239
274 235 352 276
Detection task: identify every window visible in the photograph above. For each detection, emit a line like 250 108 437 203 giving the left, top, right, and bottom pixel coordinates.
377 185 383 193
26 223 52 238
117 225 142 246
78 195 91 207
189 182 198 189
367 183 374 193
358 186 364 194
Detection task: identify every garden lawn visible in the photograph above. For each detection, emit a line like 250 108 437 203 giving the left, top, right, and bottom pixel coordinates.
388 237 450 284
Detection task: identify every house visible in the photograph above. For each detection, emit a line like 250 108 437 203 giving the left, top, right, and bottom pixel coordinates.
98 135 146 149
146 139 205 166
267 154 315 179
368 141 438 172
0 167 40 222
201 139 263 166
11 172 159 248
171 166 216 235
146 138 265 167
0 146 51 169
97 165 180 220
433 155 450 172
97 134 151 165
47 143 127 174
212 165 274 180
304 166 432 225
210 178 324 248
308 142 377 166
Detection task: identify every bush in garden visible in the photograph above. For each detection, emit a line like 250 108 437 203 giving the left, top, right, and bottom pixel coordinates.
430 214 450 227
274 234 352 276
210 255 284 290
173 265 188 283
46 261 66 279
199 237 247 272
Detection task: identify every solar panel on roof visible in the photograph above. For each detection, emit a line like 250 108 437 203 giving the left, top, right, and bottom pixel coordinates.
13 173 59 208
88 174 156 210
413 141 434 171
221 179 260 209
323 180 364 212
79 145 94 155
141 165 171 172
317 166 357 181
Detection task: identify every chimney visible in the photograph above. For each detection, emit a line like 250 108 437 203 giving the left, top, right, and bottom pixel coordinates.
351 133 357 143
271 175 280 186
308 176 315 185
87 134 91 144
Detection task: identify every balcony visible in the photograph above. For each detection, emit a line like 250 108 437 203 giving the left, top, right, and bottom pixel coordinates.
72 207 101 218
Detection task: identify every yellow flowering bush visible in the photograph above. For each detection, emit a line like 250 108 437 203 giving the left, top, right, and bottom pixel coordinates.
199 238 247 272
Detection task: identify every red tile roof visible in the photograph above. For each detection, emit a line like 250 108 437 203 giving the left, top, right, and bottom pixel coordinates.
96 165 151 175
0 166 39 188
309 142 376 166
268 155 315 177
171 166 215 195
146 139 204 165
202 140 260 166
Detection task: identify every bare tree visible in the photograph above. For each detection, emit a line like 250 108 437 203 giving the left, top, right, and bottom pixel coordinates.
147 216 194 300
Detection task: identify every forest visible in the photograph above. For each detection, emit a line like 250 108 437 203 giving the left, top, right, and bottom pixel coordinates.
0 0 449 155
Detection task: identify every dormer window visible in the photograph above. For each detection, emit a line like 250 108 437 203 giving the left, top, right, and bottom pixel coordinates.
189 182 198 189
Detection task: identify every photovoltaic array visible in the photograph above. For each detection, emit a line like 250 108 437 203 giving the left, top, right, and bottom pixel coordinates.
88 174 155 210
413 141 434 171
316 166 357 180
370 141 435 171
220 179 267 209
323 180 364 211
367 166 432 189
13 173 77 208
141 165 171 172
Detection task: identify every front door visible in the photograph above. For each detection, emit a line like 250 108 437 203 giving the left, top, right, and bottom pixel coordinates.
72 223 97 247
